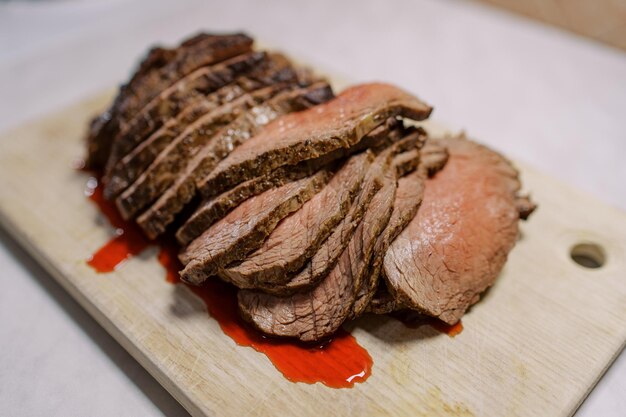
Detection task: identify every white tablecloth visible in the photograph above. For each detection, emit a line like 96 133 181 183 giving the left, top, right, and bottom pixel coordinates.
1 0 624 415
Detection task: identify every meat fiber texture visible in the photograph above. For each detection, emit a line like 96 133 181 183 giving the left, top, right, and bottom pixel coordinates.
238 161 397 341
180 170 330 284
220 152 373 288
383 134 534 325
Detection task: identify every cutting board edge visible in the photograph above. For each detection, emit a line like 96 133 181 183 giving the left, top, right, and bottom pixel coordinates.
0 203 207 417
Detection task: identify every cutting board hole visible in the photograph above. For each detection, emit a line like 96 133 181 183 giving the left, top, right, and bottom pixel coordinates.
570 243 606 269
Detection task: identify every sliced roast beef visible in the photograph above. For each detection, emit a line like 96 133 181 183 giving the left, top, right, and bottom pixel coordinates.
383 135 534 325
104 51 267 176
351 167 426 317
255 131 421 296
196 83 433 198
420 138 450 175
103 54 300 199
175 163 317 246
116 33 254 121
85 45 175 170
86 33 254 170
82 29 539 343
180 170 330 285
392 149 420 177
353 139 450 317
136 82 334 238
220 151 373 288
115 83 290 221
237 162 396 342
364 281 402 314
175 120 399 246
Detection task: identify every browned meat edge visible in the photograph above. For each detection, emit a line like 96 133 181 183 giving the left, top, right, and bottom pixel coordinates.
350 160 428 318
357 139 449 316
104 51 267 180
103 53 298 198
220 151 374 288
174 119 401 246
115 83 291 221
180 170 330 284
196 83 433 198
136 82 334 239
251 130 422 296
86 33 253 170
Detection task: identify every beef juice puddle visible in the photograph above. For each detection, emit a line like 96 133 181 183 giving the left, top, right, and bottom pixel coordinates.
85 178 150 272
157 244 372 388
85 177 372 388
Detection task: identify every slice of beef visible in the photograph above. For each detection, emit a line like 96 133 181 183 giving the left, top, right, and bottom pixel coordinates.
383 135 535 325
364 280 402 315
256 131 421 296
104 51 267 176
421 138 450 175
103 54 298 199
175 120 399 246
115 83 289 221
85 45 175 170
175 162 318 246
350 166 426 318
86 33 253 169
220 151 374 288
392 149 420 177
135 82 334 238
179 170 330 285
116 33 254 121
353 139 450 317
237 163 396 342
196 83 433 198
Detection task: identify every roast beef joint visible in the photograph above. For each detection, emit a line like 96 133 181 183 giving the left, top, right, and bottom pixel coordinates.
86 32 536 342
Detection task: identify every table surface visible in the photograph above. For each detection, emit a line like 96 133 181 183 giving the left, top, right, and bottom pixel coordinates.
0 0 624 416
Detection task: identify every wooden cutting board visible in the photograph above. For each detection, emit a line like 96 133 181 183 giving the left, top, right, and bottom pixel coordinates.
1 88 625 417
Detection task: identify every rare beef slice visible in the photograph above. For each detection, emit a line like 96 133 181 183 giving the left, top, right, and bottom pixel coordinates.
237 164 396 341
136 82 334 239
103 53 298 198
179 170 330 284
86 33 253 169
383 134 535 325
220 151 374 288
196 82 433 197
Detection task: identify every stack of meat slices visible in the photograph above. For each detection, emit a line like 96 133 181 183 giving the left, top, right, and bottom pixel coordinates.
87 33 536 342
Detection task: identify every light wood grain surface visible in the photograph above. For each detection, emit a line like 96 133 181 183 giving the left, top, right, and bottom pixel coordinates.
0 89 624 417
